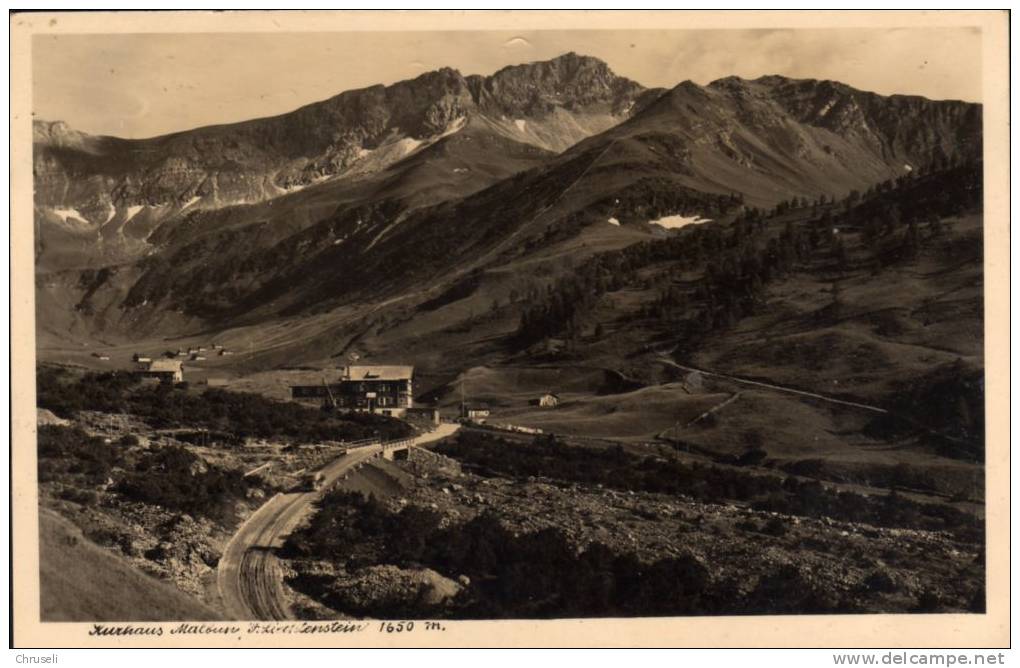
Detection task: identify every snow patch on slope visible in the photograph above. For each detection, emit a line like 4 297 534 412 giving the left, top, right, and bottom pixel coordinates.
47 207 94 233
51 207 90 227
124 205 144 223
365 211 410 252
649 214 712 230
396 137 422 156
440 116 468 138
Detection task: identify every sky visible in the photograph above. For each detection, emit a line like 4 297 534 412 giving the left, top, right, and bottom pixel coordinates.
32 27 982 139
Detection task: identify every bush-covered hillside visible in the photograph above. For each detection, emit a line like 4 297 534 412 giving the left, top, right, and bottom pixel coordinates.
37 365 412 443
38 424 251 522
436 431 980 539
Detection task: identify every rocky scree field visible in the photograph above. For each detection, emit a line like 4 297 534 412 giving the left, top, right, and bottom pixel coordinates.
35 364 410 617
279 430 983 619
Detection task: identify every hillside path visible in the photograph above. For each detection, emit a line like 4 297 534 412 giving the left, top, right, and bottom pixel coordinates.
657 357 979 451
656 358 889 414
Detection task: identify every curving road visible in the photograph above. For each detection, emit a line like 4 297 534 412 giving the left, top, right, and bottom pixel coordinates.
657 357 889 414
217 422 460 620
657 357 977 449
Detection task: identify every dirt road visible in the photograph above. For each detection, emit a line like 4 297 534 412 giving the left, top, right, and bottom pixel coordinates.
657 358 889 414
658 357 979 451
216 422 460 620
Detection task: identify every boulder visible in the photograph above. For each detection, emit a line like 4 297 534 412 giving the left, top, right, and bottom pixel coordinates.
37 408 70 427
329 565 463 615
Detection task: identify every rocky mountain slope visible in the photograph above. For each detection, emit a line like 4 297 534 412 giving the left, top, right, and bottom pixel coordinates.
35 54 981 350
33 53 652 269
538 74 981 215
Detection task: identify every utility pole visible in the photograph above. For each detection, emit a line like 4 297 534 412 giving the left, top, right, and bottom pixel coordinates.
673 414 681 459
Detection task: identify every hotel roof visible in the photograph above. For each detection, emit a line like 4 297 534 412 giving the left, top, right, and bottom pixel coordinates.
147 359 183 372
344 365 413 381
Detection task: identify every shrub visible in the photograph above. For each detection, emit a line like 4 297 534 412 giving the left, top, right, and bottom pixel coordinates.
436 431 981 537
287 495 717 619
735 518 759 532
37 424 120 484
37 367 139 417
761 516 788 537
36 365 413 444
862 570 897 593
116 445 248 521
745 564 843 614
915 589 942 612
58 487 100 505
968 585 986 613
737 447 769 467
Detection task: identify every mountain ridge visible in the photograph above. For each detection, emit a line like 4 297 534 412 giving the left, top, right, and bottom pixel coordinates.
33 52 652 269
34 53 981 349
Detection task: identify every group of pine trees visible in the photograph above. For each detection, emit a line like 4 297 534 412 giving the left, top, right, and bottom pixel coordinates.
515 212 791 348
515 159 982 351
587 177 745 226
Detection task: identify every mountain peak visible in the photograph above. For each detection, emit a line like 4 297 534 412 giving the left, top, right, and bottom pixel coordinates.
488 51 625 83
547 50 604 66
411 65 466 84
752 73 796 86
32 51 655 231
709 74 809 88
33 118 74 135
471 52 644 118
33 119 94 148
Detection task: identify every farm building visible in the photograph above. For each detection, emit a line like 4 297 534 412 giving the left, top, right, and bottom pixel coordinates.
132 353 152 363
532 392 560 407
460 405 490 422
406 406 441 425
140 359 184 384
290 365 414 417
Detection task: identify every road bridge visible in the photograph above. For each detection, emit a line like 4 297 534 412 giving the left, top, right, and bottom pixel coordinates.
216 422 460 620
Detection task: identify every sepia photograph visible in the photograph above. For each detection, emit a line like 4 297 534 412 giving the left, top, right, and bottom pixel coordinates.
9 9 1010 649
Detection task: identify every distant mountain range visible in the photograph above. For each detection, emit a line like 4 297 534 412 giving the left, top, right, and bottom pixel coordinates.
33 52 981 347
34 53 653 265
